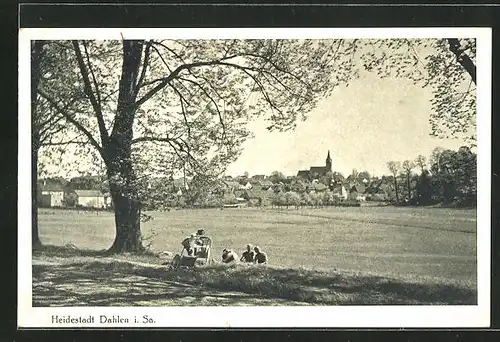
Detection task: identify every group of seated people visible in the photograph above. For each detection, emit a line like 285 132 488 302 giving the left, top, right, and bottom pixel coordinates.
221 244 268 264
181 229 268 265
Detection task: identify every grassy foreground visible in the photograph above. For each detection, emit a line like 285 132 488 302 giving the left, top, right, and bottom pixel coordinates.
32 245 477 306
38 207 477 282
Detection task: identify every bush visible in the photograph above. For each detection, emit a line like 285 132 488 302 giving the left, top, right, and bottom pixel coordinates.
338 200 361 207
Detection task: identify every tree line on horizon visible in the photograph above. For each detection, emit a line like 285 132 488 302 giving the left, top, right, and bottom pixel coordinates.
387 146 476 207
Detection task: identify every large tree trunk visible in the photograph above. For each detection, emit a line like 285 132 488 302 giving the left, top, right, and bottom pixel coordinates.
406 174 411 202
105 145 144 253
416 167 424 205
107 170 143 253
32 146 42 249
105 129 145 253
105 40 145 254
31 40 45 250
393 178 399 203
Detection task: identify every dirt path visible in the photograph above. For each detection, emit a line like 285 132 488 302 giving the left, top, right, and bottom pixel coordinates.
32 258 309 306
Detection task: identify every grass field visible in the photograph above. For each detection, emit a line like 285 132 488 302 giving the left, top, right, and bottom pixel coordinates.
37 206 477 287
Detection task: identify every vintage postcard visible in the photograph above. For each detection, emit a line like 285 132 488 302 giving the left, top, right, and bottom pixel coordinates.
18 27 491 328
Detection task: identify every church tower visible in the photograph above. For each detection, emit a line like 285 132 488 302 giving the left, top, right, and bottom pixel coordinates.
326 150 332 172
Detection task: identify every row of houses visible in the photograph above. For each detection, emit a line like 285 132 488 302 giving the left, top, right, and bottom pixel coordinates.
38 182 111 209
38 170 392 209
224 178 391 206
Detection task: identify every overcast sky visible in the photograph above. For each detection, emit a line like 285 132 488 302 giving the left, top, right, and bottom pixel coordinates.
225 71 467 178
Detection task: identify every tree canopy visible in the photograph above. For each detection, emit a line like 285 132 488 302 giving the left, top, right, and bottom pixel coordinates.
34 37 477 252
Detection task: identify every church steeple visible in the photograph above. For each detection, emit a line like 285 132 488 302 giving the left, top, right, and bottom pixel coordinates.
326 150 332 171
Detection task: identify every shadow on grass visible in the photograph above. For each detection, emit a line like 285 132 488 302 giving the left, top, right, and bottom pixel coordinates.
33 253 477 306
232 266 477 305
32 262 301 307
33 244 158 259
156 264 477 305
33 244 109 258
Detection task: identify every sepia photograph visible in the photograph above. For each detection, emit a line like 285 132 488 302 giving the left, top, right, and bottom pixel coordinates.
18 27 491 328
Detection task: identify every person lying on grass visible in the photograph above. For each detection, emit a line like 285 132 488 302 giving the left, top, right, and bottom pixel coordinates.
240 244 255 263
253 246 268 264
222 249 239 263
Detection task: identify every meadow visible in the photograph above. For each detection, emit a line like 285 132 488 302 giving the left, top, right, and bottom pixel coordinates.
37 206 477 286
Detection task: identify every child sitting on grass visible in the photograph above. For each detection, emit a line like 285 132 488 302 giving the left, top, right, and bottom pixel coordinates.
221 249 239 263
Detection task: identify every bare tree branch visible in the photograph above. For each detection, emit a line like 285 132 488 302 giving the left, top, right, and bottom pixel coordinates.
223 40 238 58
222 63 283 118
135 59 229 107
186 72 225 101
176 76 226 141
42 140 89 147
101 89 120 102
135 40 152 92
82 41 102 106
72 40 109 147
42 130 87 147
235 52 310 87
132 136 174 144
36 97 79 146
132 134 201 171
136 42 271 107
38 88 104 156
135 112 154 137
447 38 476 84
170 84 192 138
38 110 64 131
150 43 173 73
139 44 174 89
39 119 66 145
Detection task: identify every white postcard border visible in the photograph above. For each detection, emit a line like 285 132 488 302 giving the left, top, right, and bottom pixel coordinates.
18 27 491 328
